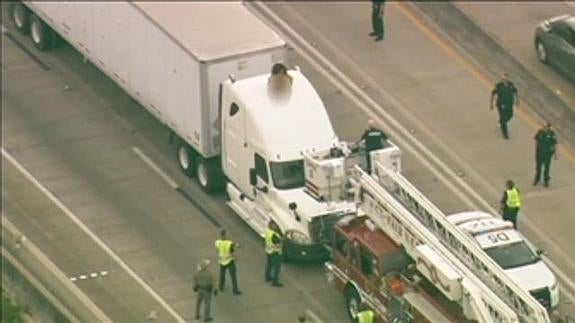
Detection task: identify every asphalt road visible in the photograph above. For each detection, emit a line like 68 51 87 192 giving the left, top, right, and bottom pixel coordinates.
2 1 575 322
455 1 575 108
256 0 575 318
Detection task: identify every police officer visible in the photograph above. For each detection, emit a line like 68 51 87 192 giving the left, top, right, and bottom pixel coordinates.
355 303 375 323
533 122 558 187
193 259 217 322
369 0 386 41
214 229 241 295
490 73 519 139
500 180 521 229
264 220 283 287
359 119 389 173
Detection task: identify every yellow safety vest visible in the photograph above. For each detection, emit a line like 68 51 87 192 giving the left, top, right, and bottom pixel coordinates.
265 229 282 255
215 239 233 266
506 188 521 208
356 310 375 323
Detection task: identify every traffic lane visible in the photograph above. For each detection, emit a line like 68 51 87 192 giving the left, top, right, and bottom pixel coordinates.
454 2 575 110
265 1 575 312
2 20 349 323
2 160 171 322
412 2 575 149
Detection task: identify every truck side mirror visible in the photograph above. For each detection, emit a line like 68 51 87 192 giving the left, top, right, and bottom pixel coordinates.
288 202 300 222
249 168 257 186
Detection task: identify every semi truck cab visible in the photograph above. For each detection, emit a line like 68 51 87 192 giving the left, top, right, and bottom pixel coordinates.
222 69 356 260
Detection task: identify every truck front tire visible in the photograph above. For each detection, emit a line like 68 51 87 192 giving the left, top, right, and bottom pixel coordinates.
11 3 30 34
29 14 54 50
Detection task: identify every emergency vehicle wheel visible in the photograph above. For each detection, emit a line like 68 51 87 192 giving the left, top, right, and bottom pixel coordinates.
345 286 361 319
176 142 195 177
11 3 30 33
29 14 53 50
535 40 548 63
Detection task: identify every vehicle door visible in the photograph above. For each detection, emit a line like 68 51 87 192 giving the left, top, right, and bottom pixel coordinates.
551 23 575 76
349 242 379 296
251 153 273 231
564 27 575 77
332 231 352 279
222 98 251 195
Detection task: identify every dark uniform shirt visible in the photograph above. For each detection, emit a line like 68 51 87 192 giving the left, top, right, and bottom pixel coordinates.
361 127 388 151
535 128 557 157
492 81 517 107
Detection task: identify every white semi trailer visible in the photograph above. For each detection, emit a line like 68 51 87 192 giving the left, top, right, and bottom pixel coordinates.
10 1 386 260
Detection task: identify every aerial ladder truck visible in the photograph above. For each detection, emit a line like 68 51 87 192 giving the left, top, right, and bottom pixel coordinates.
367 159 551 323
304 142 549 322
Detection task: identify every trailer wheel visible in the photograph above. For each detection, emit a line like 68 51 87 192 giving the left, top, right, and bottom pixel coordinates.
345 286 361 320
11 3 30 34
29 14 53 50
195 156 220 193
176 142 195 177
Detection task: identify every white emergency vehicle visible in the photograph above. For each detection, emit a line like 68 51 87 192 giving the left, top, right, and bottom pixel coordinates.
448 211 559 309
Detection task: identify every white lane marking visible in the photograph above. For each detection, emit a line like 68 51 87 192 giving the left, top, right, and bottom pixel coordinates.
544 255 575 302
100 271 109 276
304 309 324 323
79 275 88 280
131 147 179 189
251 2 575 300
2 148 185 323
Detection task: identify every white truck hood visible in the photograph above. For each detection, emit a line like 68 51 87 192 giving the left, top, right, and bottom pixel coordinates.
505 260 556 292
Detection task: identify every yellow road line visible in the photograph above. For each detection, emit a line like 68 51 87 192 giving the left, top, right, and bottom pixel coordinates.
396 2 575 165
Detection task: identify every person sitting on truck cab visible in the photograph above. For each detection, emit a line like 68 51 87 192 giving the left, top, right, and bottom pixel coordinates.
268 63 293 98
358 119 389 173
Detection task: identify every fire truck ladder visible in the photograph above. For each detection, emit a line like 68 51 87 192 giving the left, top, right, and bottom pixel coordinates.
351 165 518 323
367 162 550 323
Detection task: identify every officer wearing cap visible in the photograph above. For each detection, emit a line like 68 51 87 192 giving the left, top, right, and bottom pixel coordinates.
193 259 216 322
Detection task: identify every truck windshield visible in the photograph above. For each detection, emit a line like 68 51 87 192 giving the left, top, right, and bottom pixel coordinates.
484 241 539 269
270 160 305 190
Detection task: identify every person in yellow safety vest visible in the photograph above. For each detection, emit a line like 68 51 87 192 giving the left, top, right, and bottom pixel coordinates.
214 229 241 295
264 220 283 287
500 179 521 229
355 303 375 323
